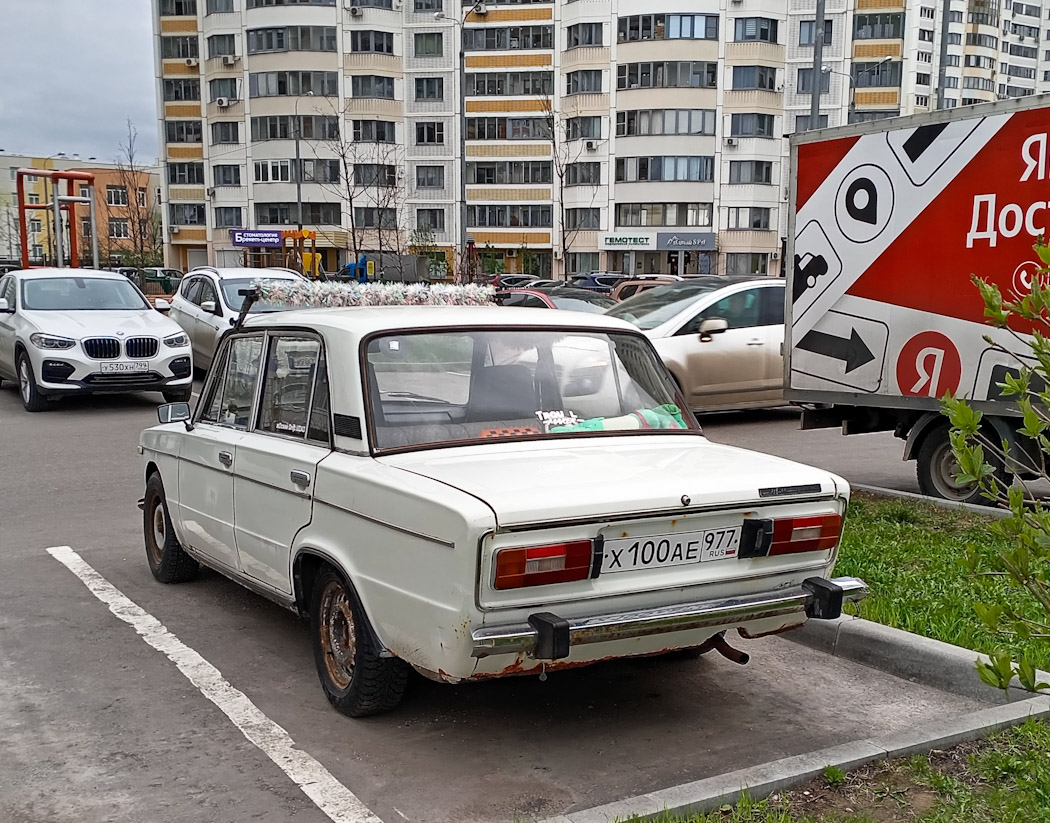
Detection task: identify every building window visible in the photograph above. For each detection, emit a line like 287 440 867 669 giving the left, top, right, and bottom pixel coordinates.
727 206 771 230
416 122 445 144
564 208 600 229
796 68 830 94
616 108 715 136
915 94 930 107
468 71 553 96
467 161 551 184
414 32 443 56
465 117 550 140
414 0 441 9
462 25 554 50
206 0 233 11
852 60 902 88
168 162 205 184
256 202 340 225
211 122 240 144
854 13 905 39
297 159 340 184
214 207 242 227
107 186 128 207
617 14 717 41
616 61 717 90
728 160 773 184
353 119 396 142
416 165 445 188
566 70 603 95
564 162 600 187
615 156 714 182
213 165 241 186
251 71 339 97
916 73 931 86
250 115 339 141
30 244 43 260
354 164 397 187
614 202 712 228
350 75 395 99
965 33 998 48
567 252 600 275
725 252 768 275
467 205 553 228
349 30 395 54
566 116 601 140
415 77 444 101
919 6 935 18
165 120 203 143
918 28 935 41
416 208 445 231
161 35 200 59
209 77 239 101
730 113 776 137
799 19 833 46
29 218 42 233
254 160 291 182
26 193 40 205
169 203 207 225
160 0 197 15
794 114 829 131
81 218 92 237
207 34 236 57
918 51 932 63
163 78 200 101
567 23 603 48
353 207 397 229
734 17 778 43
733 65 777 91
247 26 337 53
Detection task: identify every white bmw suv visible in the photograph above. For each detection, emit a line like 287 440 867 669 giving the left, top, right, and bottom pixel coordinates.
0 268 193 412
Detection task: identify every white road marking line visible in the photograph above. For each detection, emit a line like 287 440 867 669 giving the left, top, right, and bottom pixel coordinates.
47 546 382 823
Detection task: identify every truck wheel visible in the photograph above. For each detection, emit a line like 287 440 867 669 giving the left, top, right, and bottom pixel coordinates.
311 566 408 717
916 425 1006 506
143 473 199 583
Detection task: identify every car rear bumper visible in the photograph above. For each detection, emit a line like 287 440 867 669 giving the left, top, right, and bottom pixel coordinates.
471 576 867 660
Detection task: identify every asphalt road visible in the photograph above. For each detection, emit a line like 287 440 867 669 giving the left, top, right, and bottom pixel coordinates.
0 386 984 823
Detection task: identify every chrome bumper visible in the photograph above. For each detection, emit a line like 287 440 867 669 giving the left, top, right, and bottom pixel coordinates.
471 576 868 659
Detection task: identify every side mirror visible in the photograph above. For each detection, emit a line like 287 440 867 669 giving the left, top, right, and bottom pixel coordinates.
200 300 217 314
698 317 728 342
154 298 171 311
157 402 191 425
0 297 9 312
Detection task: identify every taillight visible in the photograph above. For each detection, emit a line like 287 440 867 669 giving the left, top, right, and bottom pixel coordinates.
769 514 843 555
494 540 595 589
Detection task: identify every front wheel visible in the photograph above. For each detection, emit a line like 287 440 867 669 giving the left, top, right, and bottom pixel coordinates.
310 567 408 717
17 352 47 412
143 473 199 583
916 424 1008 506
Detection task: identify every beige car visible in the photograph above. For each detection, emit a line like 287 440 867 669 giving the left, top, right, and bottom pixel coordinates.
606 277 785 412
610 276 681 302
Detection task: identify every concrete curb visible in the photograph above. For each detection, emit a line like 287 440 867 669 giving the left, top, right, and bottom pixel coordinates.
542 619 1050 823
852 483 1012 519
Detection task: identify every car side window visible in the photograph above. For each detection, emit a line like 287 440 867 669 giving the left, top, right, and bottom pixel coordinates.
196 279 219 310
308 350 331 444
520 294 548 308
181 277 202 304
198 344 229 423
0 276 14 308
218 335 264 429
498 292 527 307
679 288 763 335
761 286 785 325
257 336 322 440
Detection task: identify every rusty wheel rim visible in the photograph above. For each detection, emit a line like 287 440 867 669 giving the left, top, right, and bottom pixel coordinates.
319 579 356 690
147 497 166 566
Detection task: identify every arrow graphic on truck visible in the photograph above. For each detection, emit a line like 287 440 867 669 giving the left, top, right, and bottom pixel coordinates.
797 328 875 374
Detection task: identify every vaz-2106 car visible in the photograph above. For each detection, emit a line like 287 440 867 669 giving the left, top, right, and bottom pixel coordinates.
139 286 866 716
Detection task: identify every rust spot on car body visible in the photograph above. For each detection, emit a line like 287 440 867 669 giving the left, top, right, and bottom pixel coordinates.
737 622 804 639
472 648 684 680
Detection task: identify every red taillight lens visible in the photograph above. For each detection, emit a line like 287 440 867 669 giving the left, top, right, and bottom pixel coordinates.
494 540 594 589
769 513 843 556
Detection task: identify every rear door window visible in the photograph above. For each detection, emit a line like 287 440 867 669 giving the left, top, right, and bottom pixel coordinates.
257 335 322 440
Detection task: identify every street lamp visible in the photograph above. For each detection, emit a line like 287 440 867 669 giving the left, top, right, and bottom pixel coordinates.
293 90 316 233
436 1 485 281
822 56 890 123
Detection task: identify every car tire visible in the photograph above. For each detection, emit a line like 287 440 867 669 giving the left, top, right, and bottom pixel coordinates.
916 423 1008 506
163 387 193 404
17 352 47 413
143 473 199 584
310 566 409 717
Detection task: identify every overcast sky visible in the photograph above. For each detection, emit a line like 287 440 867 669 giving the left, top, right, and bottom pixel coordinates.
0 0 158 164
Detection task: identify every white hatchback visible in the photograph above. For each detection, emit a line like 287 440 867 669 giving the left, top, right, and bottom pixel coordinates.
167 266 303 371
0 268 193 412
139 294 865 717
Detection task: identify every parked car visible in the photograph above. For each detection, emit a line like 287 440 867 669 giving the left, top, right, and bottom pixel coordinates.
492 274 540 289
569 273 629 294
495 286 616 313
611 276 682 302
606 277 785 412
0 268 193 411
168 267 303 371
140 301 865 716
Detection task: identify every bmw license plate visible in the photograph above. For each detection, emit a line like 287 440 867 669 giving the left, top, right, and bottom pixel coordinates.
601 527 741 574
100 361 149 374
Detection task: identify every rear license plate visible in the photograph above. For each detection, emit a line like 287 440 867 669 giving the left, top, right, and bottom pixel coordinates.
602 527 741 574
100 361 149 374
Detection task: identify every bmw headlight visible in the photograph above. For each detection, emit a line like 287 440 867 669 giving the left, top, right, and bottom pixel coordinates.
29 333 76 350
164 332 190 348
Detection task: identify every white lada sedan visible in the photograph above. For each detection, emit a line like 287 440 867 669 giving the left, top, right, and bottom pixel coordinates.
139 303 866 716
0 268 193 412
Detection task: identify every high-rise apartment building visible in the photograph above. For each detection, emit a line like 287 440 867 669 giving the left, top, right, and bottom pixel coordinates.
152 0 1050 278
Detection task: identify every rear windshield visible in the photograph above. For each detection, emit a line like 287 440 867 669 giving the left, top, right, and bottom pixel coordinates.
606 280 724 329
22 277 150 311
366 328 697 452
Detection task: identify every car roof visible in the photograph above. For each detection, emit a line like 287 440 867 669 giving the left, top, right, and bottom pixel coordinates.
243 305 638 337
187 267 301 281
9 267 131 282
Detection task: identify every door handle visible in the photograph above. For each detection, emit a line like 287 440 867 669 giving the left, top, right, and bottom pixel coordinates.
218 450 233 467
290 470 311 488
746 340 764 346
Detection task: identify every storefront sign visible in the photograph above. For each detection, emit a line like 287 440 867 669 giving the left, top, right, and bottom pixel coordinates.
600 234 654 250
230 229 284 248
656 232 717 250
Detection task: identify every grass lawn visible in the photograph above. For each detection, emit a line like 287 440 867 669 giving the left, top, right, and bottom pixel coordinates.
617 493 1050 823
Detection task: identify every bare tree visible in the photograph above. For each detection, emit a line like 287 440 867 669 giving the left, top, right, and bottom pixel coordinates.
105 120 162 267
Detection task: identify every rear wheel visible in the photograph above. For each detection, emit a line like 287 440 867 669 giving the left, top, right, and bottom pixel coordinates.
143 473 199 583
310 566 408 717
17 352 47 412
916 424 1007 506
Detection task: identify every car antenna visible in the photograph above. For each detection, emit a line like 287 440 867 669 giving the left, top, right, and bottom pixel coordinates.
233 287 259 331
